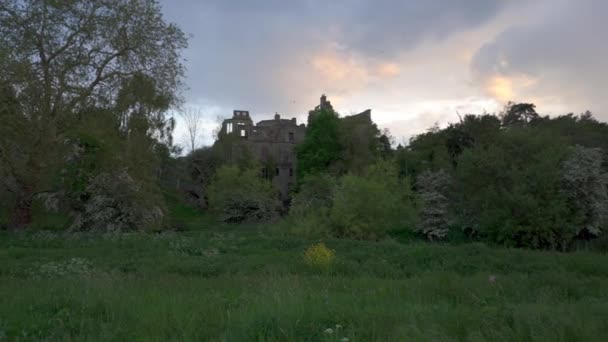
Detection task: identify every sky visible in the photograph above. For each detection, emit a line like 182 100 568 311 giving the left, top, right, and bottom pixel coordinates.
159 0 608 148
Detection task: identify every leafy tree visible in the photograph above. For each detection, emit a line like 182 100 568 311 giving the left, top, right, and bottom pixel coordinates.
0 0 187 229
179 147 224 209
207 165 280 223
63 75 173 231
500 102 540 127
296 108 343 179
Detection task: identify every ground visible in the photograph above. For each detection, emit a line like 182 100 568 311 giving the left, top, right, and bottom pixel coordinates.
1 223 608 341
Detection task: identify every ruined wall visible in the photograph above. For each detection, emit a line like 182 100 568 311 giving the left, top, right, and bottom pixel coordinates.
219 111 306 200
217 96 374 201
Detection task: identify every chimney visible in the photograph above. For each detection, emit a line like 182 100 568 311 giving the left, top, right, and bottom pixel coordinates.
291 117 297 124
274 112 280 120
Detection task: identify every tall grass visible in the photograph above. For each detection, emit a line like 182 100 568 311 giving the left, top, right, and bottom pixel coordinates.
1 227 608 340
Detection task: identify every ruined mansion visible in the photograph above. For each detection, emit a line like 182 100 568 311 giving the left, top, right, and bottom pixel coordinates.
217 95 373 200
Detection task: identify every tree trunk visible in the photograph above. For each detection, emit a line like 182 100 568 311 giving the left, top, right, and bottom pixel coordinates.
9 192 33 230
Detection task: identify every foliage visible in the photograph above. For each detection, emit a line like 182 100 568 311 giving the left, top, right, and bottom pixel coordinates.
290 173 336 216
70 170 166 232
207 165 280 223
338 111 383 174
561 145 608 236
178 146 225 209
500 102 540 127
0 0 187 229
297 109 343 179
329 161 418 240
60 91 170 232
416 169 452 240
303 242 335 268
455 129 579 249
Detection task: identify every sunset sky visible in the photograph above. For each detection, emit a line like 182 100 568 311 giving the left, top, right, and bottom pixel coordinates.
159 0 607 147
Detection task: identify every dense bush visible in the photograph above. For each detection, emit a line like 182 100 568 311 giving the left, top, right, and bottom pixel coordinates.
207 165 280 223
455 130 579 249
329 161 417 240
290 173 336 216
416 169 452 240
561 145 608 236
70 170 166 232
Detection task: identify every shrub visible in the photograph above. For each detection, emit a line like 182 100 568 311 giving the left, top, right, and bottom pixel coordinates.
208 165 280 223
561 145 608 237
290 173 336 216
70 170 166 232
303 243 335 268
416 169 452 240
455 130 580 249
329 161 418 240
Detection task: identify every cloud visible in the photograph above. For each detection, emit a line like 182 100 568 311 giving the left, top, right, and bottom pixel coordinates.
471 0 608 116
158 1 605 149
377 63 401 78
159 0 512 113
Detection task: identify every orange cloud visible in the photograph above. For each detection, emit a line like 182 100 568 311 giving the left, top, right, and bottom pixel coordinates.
487 76 514 102
377 63 401 77
311 54 367 82
485 74 538 102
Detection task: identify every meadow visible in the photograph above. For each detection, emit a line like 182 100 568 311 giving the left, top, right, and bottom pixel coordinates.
1 223 608 341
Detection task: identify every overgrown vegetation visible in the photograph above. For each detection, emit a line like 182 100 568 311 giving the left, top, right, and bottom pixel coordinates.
207 165 280 223
3 1 606 252
1 227 608 340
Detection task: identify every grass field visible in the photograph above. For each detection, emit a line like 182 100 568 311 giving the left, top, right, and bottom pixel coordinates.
1 224 608 341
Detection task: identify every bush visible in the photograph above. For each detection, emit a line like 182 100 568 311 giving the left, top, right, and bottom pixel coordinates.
416 169 452 240
561 145 608 237
329 161 418 240
455 130 580 249
70 170 166 232
208 165 280 223
290 173 336 216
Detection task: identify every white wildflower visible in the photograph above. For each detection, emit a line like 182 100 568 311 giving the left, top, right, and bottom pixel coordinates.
324 328 334 334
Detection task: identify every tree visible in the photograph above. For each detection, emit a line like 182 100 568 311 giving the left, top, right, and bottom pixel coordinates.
500 102 540 127
296 108 343 179
179 107 205 153
182 146 224 209
0 0 187 229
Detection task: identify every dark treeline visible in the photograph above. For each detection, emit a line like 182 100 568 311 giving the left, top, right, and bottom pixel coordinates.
174 103 608 251
1 1 607 252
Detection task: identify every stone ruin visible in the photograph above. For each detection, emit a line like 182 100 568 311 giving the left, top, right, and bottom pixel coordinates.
218 95 372 201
